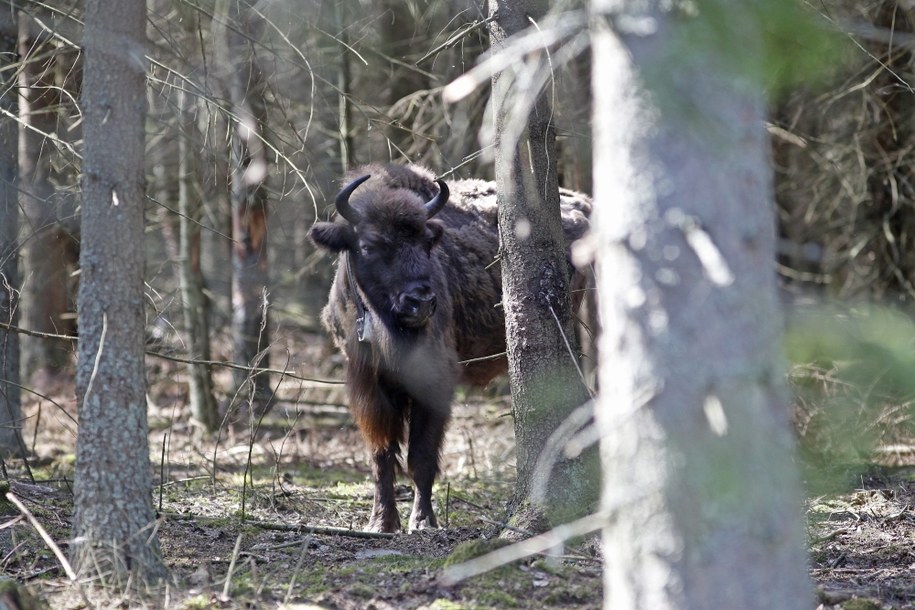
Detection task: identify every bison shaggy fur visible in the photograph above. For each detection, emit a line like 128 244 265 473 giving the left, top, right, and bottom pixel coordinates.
308 163 590 533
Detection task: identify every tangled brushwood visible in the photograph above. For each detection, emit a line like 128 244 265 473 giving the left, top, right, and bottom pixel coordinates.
773 2 915 303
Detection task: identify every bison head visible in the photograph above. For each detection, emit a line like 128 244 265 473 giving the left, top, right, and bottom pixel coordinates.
309 174 450 330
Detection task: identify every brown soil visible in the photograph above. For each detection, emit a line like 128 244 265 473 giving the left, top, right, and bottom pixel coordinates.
2 331 914 609
808 467 915 610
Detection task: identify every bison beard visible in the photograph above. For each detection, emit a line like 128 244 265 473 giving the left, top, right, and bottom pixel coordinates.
309 164 591 533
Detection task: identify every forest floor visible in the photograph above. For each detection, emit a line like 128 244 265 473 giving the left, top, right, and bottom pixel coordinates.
2 329 915 609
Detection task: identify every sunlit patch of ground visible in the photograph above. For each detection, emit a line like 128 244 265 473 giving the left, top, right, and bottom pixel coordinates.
8 331 915 608
3 331 602 609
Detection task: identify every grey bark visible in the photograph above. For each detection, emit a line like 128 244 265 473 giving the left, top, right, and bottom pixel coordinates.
178 87 218 431
590 3 812 608
227 3 271 407
72 0 166 582
488 0 594 524
0 6 21 456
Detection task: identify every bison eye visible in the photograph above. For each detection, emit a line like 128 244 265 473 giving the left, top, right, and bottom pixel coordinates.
359 240 386 258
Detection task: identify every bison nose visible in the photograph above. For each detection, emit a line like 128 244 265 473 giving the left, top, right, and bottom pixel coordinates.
399 284 437 327
403 288 435 311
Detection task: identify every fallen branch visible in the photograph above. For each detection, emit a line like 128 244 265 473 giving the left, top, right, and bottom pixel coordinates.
160 512 395 539
241 519 397 540
221 534 244 599
441 510 608 585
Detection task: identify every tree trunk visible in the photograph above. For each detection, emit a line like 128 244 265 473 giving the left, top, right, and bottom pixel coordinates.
0 7 22 456
330 1 354 169
590 3 812 608
488 0 594 526
178 87 218 431
227 4 271 408
197 71 232 322
17 13 78 384
379 0 425 155
72 0 166 582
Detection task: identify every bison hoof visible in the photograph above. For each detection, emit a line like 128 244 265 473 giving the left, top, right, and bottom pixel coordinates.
367 515 402 534
408 513 438 533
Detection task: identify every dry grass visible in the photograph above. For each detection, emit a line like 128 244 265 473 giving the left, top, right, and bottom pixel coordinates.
774 2 915 303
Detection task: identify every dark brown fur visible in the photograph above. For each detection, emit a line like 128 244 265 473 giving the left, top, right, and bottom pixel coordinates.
309 164 591 532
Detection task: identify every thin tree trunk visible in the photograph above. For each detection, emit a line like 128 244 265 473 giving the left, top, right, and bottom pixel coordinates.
334 1 354 168
590 3 812 608
379 0 424 155
72 0 166 582
197 79 232 321
178 87 218 431
0 6 22 456
227 4 271 407
18 14 77 383
489 0 593 526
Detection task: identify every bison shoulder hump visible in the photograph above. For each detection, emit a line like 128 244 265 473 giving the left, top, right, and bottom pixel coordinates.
446 179 498 221
559 188 592 242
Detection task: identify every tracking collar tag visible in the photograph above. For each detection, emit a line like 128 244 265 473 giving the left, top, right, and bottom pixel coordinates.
356 311 374 343
345 252 373 344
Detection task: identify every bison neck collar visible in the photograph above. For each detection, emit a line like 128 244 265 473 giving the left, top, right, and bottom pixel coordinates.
344 252 374 344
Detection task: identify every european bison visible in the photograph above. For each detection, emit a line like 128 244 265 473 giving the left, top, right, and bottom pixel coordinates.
309 164 590 533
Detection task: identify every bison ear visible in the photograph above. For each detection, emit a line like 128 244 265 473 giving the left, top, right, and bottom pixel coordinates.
309 222 355 252
425 219 445 247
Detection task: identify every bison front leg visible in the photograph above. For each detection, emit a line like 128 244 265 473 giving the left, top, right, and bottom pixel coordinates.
348 365 406 533
368 442 401 533
407 403 449 531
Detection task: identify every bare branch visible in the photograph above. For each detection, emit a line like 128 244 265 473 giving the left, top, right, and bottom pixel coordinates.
0 321 343 386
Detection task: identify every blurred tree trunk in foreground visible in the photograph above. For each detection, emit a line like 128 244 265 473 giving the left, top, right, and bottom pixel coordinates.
590 2 812 608
489 0 594 528
0 6 22 456
72 0 166 582
227 3 271 408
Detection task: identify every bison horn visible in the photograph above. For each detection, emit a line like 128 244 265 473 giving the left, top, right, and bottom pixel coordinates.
335 175 371 224
425 179 449 218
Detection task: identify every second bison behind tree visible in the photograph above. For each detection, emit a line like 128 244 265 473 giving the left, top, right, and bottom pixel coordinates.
309 164 591 533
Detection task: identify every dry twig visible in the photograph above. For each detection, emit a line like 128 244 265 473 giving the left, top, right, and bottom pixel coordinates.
5 491 90 606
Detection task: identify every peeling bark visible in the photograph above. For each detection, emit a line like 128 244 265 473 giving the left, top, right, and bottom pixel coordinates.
227 4 271 407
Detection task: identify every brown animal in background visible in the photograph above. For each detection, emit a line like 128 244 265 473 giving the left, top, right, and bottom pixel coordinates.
308 164 591 533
